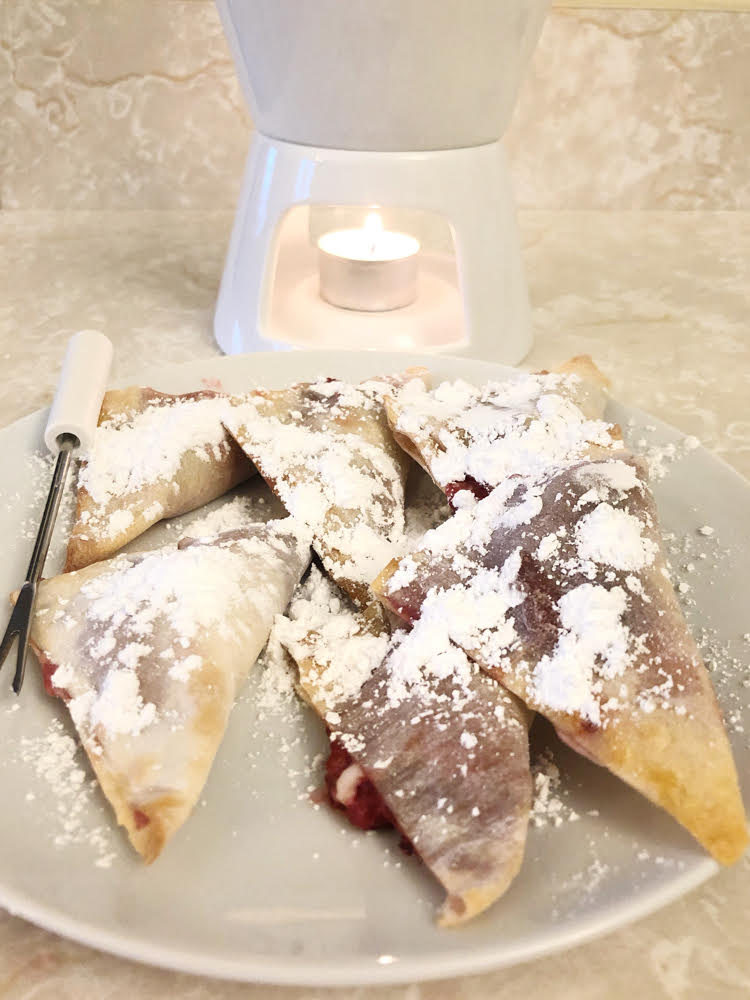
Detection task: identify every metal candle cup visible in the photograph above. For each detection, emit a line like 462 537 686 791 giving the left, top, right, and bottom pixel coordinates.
317 213 420 312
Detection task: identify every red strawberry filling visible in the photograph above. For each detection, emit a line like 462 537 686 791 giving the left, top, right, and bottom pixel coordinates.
324 739 394 830
443 476 491 509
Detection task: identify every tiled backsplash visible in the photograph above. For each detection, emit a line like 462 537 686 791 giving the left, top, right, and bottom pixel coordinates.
2 3 748 210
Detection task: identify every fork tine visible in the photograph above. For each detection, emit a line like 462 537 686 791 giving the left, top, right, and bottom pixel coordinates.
0 589 26 671
0 582 35 690
0 614 20 671
12 611 32 694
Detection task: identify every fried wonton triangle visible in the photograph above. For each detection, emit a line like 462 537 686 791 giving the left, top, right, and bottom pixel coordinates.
65 387 255 571
374 454 748 865
276 568 532 925
384 356 617 508
224 370 429 608
30 520 311 862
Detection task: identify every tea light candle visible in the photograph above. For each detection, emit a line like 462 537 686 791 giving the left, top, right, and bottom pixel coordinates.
318 212 420 312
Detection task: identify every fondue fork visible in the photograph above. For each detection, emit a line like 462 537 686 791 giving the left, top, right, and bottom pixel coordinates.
0 331 113 693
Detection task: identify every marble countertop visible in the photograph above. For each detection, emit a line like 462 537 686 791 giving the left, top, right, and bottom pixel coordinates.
0 209 748 999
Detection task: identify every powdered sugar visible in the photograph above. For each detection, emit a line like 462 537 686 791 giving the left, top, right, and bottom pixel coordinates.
419 478 545 562
79 393 238 506
35 520 311 747
227 373 426 597
3 361 743 913
82 542 273 649
633 432 705 482
168 653 203 683
537 532 561 561
15 718 116 863
274 568 390 712
274 566 532 911
390 370 618 491
68 389 253 552
106 508 135 538
382 555 418 593
574 459 642 500
575 504 657 572
89 669 157 736
378 450 692 730
529 750 581 829
275 567 524 740
418 555 525 668
177 494 264 538
531 585 631 727
381 612 481 712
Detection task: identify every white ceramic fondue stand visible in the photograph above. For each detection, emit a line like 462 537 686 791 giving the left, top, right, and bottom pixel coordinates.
214 0 549 362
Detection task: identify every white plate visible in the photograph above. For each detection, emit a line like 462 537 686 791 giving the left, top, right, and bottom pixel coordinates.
0 351 747 987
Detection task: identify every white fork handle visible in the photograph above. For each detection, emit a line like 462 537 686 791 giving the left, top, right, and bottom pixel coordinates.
44 330 113 454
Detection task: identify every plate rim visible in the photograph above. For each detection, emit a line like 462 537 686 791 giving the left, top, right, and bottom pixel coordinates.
0 856 718 986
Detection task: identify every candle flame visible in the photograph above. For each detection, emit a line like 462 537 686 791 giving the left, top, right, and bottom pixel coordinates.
364 212 383 257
